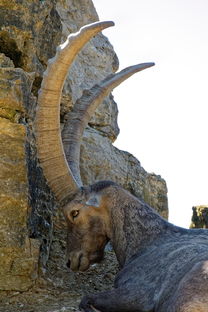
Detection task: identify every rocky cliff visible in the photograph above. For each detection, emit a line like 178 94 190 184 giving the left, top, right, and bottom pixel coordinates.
0 0 168 293
190 205 208 229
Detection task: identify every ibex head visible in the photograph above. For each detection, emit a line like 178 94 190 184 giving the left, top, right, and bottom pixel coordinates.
35 21 154 271
63 182 116 271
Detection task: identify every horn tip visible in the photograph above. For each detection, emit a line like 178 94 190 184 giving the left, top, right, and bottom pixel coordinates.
135 62 155 71
144 62 155 68
82 20 115 31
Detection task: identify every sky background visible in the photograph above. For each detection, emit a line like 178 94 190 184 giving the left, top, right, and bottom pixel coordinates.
92 0 208 228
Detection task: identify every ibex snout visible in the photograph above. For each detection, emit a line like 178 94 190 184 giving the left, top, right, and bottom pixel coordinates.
67 250 103 272
66 236 107 272
68 251 89 272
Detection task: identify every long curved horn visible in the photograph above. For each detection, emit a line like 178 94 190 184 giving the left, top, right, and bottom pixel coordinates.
35 21 114 203
62 62 155 185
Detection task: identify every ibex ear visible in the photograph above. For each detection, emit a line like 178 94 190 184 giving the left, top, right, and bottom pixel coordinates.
86 194 100 208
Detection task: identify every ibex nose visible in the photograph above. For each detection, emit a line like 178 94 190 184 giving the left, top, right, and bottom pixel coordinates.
66 259 71 268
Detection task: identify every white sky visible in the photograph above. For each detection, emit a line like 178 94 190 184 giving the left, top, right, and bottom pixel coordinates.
93 0 208 228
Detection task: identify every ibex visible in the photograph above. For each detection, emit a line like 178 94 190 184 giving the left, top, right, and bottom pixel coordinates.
35 21 208 312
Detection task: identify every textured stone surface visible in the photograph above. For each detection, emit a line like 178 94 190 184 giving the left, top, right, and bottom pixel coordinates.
0 0 62 72
0 66 40 291
0 53 14 68
190 205 208 229
0 0 168 293
0 67 33 114
0 116 39 290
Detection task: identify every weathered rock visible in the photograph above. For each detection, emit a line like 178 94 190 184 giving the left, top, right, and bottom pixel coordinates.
0 0 62 73
190 205 208 229
0 67 33 115
0 116 39 291
0 53 14 68
0 65 41 290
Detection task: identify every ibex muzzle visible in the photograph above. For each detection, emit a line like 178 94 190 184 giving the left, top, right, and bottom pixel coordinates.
36 21 208 312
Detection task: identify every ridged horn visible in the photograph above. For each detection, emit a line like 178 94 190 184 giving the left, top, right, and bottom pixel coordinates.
35 21 115 203
62 62 155 186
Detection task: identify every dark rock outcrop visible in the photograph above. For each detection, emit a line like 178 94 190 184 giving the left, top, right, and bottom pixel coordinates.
191 206 208 229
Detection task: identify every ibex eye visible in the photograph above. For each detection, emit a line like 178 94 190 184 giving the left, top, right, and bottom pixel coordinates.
71 210 79 219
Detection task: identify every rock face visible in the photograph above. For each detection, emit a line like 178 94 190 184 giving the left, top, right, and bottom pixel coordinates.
0 0 168 292
0 58 39 291
190 206 208 229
